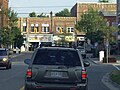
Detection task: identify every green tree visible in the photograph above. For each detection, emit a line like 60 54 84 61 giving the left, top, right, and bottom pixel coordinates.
11 30 24 49
76 8 116 45
37 13 48 17
55 8 71 17
99 0 108 3
29 12 36 17
1 8 24 48
11 27 24 48
2 8 18 28
0 27 13 47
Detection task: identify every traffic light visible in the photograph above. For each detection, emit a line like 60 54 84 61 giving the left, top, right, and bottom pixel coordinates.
34 27 37 33
59 27 62 33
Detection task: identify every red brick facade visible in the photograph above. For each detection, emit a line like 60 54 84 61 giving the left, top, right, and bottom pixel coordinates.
0 0 9 28
18 17 76 35
71 2 116 21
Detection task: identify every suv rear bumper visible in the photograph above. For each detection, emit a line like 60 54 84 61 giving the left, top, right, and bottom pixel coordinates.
25 81 88 90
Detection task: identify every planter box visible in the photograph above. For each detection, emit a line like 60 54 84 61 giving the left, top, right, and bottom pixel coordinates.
103 57 116 63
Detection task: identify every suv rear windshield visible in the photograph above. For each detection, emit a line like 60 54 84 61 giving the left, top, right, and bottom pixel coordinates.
0 50 7 56
33 49 81 66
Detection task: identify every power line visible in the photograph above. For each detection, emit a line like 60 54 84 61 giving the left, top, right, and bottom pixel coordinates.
10 6 72 8
17 12 56 14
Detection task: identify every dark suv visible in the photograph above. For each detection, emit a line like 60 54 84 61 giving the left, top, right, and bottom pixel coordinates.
24 47 90 90
0 48 12 69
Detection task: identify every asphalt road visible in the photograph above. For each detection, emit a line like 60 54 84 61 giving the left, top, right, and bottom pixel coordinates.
0 52 32 90
0 52 119 90
87 64 117 90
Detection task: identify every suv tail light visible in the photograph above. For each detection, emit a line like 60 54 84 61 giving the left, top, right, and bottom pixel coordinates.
81 70 87 79
26 69 32 78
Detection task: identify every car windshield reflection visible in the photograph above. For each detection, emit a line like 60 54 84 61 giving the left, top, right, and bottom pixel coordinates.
0 50 7 56
33 49 81 66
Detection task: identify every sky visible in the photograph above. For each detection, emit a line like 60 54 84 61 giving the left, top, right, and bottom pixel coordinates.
9 0 116 17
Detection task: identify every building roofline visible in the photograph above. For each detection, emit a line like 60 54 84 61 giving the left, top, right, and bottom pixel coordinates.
76 2 116 4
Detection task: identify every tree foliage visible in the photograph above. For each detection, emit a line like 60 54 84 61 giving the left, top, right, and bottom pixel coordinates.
76 8 116 45
29 12 48 17
37 13 48 17
29 12 37 17
55 8 71 17
0 8 24 48
2 8 18 28
12 27 24 48
0 27 12 47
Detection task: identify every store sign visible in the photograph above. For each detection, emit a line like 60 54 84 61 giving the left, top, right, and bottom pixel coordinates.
40 35 53 42
65 36 74 41
28 34 53 42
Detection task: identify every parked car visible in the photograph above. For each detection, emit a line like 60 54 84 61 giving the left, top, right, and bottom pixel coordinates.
24 47 90 90
0 48 12 69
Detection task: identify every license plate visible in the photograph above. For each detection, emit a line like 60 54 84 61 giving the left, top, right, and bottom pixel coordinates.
50 72 63 77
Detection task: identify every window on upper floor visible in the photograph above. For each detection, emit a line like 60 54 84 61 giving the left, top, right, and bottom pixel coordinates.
66 27 74 33
23 26 27 32
23 23 27 32
42 26 49 33
31 24 34 33
41 24 49 33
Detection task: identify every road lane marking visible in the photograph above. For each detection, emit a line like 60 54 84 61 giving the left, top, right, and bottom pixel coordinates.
112 65 120 70
20 86 24 90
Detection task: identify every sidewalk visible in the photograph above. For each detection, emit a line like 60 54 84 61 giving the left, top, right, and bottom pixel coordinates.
89 55 120 64
88 55 120 90
10 53 22 58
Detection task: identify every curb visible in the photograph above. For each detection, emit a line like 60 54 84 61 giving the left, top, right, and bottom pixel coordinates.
88 57 120 90
88 57 120 65
102 73 120 90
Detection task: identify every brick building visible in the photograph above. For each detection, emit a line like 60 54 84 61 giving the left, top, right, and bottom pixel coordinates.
18 1 117 51
101 11 116 26
0 0 9 28
71 2 116 21
18 17 76 50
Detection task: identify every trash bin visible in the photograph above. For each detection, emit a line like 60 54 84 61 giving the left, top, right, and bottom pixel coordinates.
99 51 104 62
16 47 19 54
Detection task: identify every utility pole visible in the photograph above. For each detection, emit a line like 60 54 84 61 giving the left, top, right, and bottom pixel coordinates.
26 17 29 52
116 0 120 54
50 11 53 33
